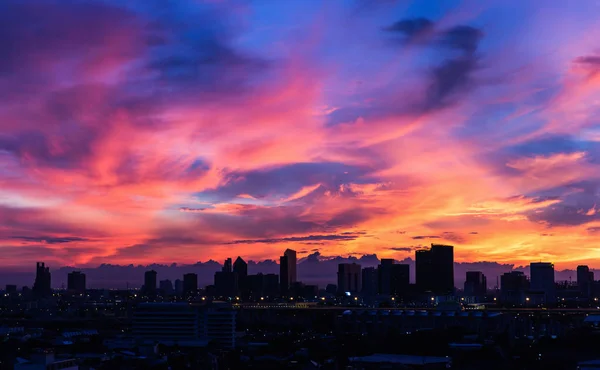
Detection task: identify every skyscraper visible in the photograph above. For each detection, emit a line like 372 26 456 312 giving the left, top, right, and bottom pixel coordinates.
361 267 379 296
279 249 297 295
577 265 594 298
233 257 248 278
530 262 556 304
223 258 233 273
337 263 362 293
464 271 487 297
215 258 239 297
174 279 183 295
378 259 395 295
416 244 454 295
234 257 248 298
32 262 52 298
160 279 174 295
183 273 198 296
390 264 410 296
500 271 529 305
67 271 86 294
144 270 157 295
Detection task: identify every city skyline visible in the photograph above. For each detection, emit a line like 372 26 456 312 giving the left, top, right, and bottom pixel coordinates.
8 245 600 291
2 0 600 269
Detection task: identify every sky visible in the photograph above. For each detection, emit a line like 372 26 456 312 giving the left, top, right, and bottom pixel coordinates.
1 0 600 272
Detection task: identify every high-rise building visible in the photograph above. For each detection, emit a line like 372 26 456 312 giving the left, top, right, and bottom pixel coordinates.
174 279 183 295
500 271 529 306
214 259 239 297
234 257 248 297
233 257 248 278
362 267 379 296
416 244 454 295
530 262 556 304
223 258 233 273
577 265 594 298
183 273 198 296
390 264 410 296
160 279 174 295
67 271 86 294
247 273 279 299
378 259 395 295
338 263 362 293
464 271 487 297
32 262 52 298
280 249 297 295
143 270 157 295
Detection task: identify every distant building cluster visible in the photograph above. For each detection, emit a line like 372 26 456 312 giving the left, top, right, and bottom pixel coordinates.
15 245 600 309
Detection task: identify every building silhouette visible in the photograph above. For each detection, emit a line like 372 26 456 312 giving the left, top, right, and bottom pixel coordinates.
223 258 233 273
279 249 297 295
183 273 198 296
247 273 279 299
233 257 248 297
464 271 487 297
160 279 174 295
215 258 239 297
378 259 395 295
32 262 52 298
361 267 378 296
577 265 594 298
530 262 556 304
67 271 86 294
416 244 454 295
338 263 362 293
500 271 529 305
143 270 157 295
390 264 410 296
174 279 183 295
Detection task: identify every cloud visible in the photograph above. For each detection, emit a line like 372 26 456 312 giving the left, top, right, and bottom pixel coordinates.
384 18 434 41
412 235 441 240
440 25 483 54
11 236 89 244
179 207 208 213
389 247 414 252
1 0 600 270
225 233 362 245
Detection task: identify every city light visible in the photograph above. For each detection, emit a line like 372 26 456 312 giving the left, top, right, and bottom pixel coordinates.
526 297 530 301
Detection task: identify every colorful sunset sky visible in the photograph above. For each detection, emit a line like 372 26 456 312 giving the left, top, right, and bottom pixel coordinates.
1 0 600 271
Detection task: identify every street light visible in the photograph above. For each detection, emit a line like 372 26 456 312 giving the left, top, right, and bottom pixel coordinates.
526 297 530 302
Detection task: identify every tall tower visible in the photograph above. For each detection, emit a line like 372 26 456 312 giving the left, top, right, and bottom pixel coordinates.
530 262 556 304
33 262 52 298
67 271 86 294
279 249 297 295
416 244 454 295
144 270 157 295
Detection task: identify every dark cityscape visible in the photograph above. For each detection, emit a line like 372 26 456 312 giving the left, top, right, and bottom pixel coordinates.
2 245 600 369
